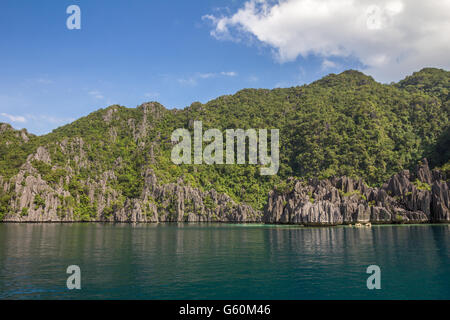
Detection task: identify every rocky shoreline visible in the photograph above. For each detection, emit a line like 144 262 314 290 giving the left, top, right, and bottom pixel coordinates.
264 159 449 225
1 157 449 225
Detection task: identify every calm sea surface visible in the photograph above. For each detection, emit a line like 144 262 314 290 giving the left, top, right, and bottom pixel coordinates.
0 223 449 300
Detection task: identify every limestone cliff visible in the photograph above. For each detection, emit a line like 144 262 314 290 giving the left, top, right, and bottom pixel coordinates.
263 159 449 225
1 155 260 223
0 68 449 224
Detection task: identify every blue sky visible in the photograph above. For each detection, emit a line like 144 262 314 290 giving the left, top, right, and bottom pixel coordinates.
1 0 448 135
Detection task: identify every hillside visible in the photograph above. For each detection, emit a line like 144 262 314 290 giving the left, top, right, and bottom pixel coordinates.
0 68 449 222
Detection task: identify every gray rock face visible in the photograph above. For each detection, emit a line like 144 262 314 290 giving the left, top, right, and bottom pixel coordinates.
0 123 32 143
2 152 261 223
0 106 262 223
104 169 261 223
1 152 447 225
432 181 450 221
264 159 449 225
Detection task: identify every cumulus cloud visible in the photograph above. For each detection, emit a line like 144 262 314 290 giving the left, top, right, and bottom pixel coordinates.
204 0 450 81
0 113 27 123
321 59 340 70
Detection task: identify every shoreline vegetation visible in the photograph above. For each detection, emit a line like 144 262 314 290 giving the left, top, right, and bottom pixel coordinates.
0 68 449 225
0 158 448 226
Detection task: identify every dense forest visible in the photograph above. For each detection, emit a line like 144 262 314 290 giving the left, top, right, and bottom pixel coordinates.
0 68 448 221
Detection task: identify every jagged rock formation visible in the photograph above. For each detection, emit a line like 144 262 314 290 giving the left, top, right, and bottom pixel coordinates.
263 159 449 225
0 123 32 144
0 68 449 224
1 158 261 223
0 104 261 223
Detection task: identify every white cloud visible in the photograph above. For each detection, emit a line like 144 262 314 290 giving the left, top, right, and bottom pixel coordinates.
178 77 198 86
199 73 217 79
205 0 450 81
36 78 54 85
144 92 160 99
178 71 239 86
25 114 75 125
0 113 27 123
321 59 340 70
221 71 238 77
88 90 104 99
0 113 74 127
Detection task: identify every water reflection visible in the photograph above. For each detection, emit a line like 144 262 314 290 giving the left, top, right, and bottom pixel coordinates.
0 223 449 299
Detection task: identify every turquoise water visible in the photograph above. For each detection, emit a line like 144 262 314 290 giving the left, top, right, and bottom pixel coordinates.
0 223 449 300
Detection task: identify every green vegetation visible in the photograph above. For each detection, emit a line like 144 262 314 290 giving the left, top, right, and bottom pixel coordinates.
21 207 28 216
203 195 216 210
438 161 450 178
0 189 11 221
395 214 406 223
413 179 432 191
33 194 45 209
338 189 366 200
73 194 97 221
275 179 296 194
0 68 448 220
396 68 449 99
